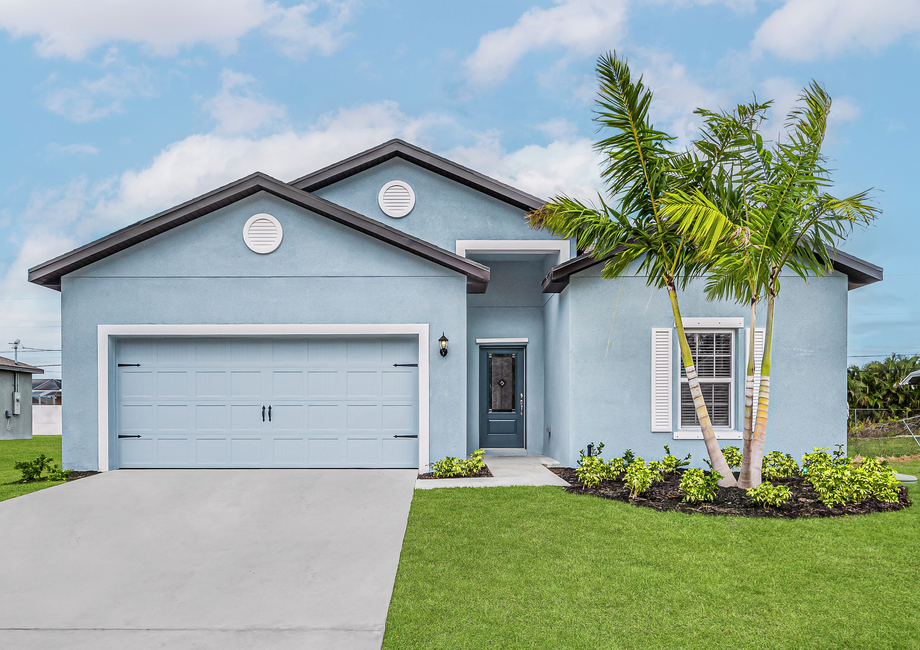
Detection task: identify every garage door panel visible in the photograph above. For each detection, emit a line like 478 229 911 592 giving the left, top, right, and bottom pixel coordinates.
307 371 342 397
122 372 154 398
195 405 228 430
273 438 306 465
158 438 189 465
346 371 379 398
157 405 188 430
195 372 228 398
157 372 188 398
230 372 262 398
272 371 305 398
115 336 418 468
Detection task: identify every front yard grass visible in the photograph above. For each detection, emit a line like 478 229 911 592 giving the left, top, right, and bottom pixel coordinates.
384 478 919 650
849 435 920 459
0 436 66 503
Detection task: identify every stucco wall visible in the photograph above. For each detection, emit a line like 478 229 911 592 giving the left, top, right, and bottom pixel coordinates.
0 370 34 440
313 158 553 250
61 192 468 470
547 265 849 467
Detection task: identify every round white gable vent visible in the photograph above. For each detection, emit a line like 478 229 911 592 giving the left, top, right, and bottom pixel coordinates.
378 180 415 218
243 213 283 254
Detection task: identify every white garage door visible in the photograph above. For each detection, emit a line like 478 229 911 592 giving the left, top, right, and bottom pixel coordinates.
115 337 419 468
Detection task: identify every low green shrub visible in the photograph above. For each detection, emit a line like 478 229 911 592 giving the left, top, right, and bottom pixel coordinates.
606 456 628 480
431 449 485 478
746 482 791 507
576 455 610 488
679 468 722 504
762 451 799 481
46 465 71 482
722 446 742 471
14 454 54 483
624 457 659 498
658 445 691 475
800 447 901 506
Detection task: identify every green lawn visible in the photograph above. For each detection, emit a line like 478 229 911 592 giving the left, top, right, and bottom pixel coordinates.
385 479 920 650
849 436 920 459
0 436 66 503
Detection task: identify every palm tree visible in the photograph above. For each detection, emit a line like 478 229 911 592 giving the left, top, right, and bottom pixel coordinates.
662 82 880 486
529 52 738 486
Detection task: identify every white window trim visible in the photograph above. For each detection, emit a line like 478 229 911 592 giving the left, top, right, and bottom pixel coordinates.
673 328 742 440
455 240 571 264
96 323 430 472
475 338 528 345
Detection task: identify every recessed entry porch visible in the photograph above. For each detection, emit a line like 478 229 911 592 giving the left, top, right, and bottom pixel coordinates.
463 242 567 457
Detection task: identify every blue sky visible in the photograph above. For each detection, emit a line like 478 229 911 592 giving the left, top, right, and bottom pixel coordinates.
1 0 918 378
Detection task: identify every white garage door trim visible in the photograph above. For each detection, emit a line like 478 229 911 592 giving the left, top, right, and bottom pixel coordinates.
97 324 430 471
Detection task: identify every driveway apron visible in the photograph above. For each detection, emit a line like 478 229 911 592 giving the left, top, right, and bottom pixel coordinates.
0 469 416 649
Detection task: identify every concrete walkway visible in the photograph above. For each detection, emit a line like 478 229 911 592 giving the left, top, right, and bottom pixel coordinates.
0 469 417 649
416 455 570 489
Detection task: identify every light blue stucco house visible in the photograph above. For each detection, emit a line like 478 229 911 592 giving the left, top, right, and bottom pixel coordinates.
29 140 882 471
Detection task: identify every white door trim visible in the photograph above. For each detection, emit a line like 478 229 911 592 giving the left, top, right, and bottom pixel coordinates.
97 324 430 471
455 239 571 263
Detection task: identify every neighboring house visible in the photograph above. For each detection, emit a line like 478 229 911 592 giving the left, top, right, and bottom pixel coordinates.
0 356 43 440
32 378 63 435
33 378 63 405
900 371 920 387
28 139 882 471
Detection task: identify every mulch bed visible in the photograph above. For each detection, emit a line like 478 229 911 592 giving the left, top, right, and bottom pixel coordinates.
418 466 494 480
548 467 912 518
65 471 100 482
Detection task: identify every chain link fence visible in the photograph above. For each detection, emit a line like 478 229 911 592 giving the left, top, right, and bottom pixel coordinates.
848 409 920 458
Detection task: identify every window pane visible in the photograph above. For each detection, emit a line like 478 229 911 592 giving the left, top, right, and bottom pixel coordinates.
681 332 732 379
680 381 731 428
488 354 515 412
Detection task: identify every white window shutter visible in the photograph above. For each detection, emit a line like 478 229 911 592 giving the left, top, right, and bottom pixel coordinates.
651 328 673 432
746 327 766 422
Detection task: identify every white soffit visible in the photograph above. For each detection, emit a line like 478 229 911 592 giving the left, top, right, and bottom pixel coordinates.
456 239 571 263
378 180 415 218
243 213 283 254
682 317 744 329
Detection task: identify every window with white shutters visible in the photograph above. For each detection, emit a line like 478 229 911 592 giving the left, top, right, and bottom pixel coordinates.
679 331 733 428
650 328 673 433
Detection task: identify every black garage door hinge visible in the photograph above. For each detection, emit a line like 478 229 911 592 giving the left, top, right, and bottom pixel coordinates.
118 435 142 439
117 363 141 367
393 434 419 438
393 363 418 367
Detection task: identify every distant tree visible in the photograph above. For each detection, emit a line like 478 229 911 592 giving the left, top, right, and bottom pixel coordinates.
848 354 920 424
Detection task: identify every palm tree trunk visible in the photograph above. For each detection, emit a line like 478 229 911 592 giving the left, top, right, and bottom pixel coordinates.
667 284 738 487
749 291 775 486
737 297 758 488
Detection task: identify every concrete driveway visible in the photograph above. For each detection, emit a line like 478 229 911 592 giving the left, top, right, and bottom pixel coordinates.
0 469 417 649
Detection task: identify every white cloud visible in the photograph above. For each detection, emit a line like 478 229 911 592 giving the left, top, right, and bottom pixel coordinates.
202 69 287 134
444 134 602 201
264 1 357 59
760 78 860 143
44 54 156 122
47 143 100 155
463 0 629 87
753 0 920 61
0 0 359 60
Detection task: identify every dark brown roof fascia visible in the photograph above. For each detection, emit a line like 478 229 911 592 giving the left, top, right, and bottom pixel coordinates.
542 248 882 293
29 173 490 292
0 356 43 374
289 139 546 213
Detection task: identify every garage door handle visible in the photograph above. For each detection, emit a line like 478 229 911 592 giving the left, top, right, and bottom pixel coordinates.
262 406 265 422
393 363 418 367
393 434 418 438
118 435 142 439
268 405 272 422
117 363 141 367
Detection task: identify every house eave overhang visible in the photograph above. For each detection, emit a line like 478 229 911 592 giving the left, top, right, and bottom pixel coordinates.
541 248 883 293
290 139 546 213
28 172 490 293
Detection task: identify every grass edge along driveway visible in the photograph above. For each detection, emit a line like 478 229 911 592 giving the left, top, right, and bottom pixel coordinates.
384 475 919 650
0 437 68 503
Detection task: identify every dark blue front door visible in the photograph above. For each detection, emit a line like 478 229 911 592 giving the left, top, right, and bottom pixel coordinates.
479 347 525 448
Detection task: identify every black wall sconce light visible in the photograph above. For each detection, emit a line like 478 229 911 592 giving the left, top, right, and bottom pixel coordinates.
438 333 449 357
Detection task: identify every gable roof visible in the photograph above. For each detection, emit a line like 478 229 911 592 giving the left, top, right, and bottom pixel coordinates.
541 247 883 293
28 171 490 293
0 356 43 375
290 139 545 212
